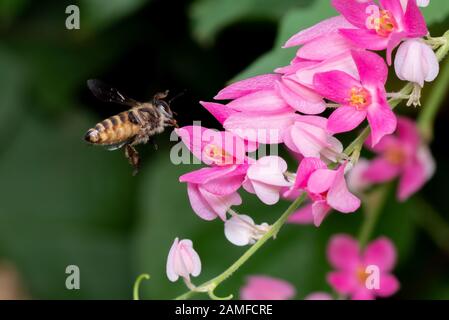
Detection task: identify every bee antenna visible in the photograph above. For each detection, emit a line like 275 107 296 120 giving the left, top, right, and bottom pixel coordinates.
169 90 187 105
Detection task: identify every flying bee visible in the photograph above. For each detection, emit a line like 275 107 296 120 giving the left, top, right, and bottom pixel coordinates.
84 79 178 175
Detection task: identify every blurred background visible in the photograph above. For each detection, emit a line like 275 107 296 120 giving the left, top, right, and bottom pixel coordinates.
0 0 448 299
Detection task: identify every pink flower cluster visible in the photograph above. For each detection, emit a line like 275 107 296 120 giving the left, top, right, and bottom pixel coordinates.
166 0 437 300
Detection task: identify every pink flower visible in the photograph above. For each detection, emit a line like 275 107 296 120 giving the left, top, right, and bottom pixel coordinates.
243 156 292 205
284 15 356 61
283 116 343 162
394 39 439 87
363 117 435 201
180 165 246 221
166 238 201 282
294 158 361 226
224 214 270 246
332 0 428 64
327 234 400 300
313 50 397 147
305 292 333 300
240 276 296 300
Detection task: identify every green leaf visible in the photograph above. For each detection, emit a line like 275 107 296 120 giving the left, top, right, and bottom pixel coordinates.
189 0 312 45
232 0 337 81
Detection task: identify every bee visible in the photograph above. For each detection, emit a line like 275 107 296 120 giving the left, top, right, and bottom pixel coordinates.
84 79 178 175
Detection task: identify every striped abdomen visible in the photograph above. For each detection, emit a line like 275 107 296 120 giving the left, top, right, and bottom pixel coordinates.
84 111 141 146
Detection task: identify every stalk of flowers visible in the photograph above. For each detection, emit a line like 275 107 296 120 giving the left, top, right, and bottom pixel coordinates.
144 0 449 300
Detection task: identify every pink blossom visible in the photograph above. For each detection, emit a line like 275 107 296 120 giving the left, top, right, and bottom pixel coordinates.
240 276 296 300
364 117 435 201
332 0 428 64
166 238 201 282
327 234 400 300
394 39 439 87
180 165 246 221
294 158 361 226
243 156 292 205
283 116 343 162
224 214 270 246
313 50 397 147
305 292 333 300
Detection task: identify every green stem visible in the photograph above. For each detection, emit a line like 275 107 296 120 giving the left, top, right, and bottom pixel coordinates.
133 274 150 300
417 30 449 142
175 193 307 300
357 184 391 248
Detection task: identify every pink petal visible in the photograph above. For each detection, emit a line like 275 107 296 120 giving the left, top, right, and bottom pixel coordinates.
297 33 355 61
214 74 280 100
240 276 296 300
380 0 404 20
313 70 361 105
366 98 397 147
294 157 328 189
398 157 427 201
397 117 421 150
247 156 290 186
227 90 292 113
339 28 389 50
308 169 337 194
327 165 361 213
224 112 298 144
200 101 237 124
327 271 358 294
351 289 375 300
284 15 353 47
351 50 388 86
250 180 283 205
327 106 367 134
327 234 360 270
288 204 315 225
166 238 180 282
187 183 220 221
375 273 400 297
403 0 428 37
331 0 375 29
178 239 202 278
180 165 239 184
199 187 242 221
363 157 401 183
363 237 397 272
297 53 359 88
275 79 326 115
386 31 407 65
202 166 247 196
312 200 332 227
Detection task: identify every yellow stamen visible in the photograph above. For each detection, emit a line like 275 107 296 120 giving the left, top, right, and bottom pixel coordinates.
348 87 371 111
203 144 234 166
373 10 397 37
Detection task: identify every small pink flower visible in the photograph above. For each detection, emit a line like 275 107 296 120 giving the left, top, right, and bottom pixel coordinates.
180 165 247 221
294 158 361 226
313 50 397 147
224 214 270 246
305 292 333 300
327 234 400 300
394 39 439 87
364 117 435 201
166 238 201 282
240 276 296 300
243 156 293 205
283 116 343 162
332 0 428 64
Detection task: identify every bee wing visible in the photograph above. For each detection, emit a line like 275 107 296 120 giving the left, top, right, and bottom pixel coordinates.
87 79 140 107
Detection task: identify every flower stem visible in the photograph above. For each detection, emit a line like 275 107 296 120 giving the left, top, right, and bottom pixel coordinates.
133 274 150 300
174 193 307 300
357 184 391 249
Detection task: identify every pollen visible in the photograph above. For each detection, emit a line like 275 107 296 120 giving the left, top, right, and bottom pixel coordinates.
203 144 234 166
356 266 369 285
373 10 397 37
348 87 371 111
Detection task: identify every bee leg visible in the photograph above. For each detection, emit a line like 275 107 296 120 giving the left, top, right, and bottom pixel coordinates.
125 144 140 176
153 90 169 101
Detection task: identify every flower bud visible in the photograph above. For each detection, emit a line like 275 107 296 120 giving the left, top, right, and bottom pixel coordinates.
166 238 201 282
394 39 439 87
224 214 270 246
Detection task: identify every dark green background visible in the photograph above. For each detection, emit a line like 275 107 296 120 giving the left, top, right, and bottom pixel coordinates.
0 0 448 299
